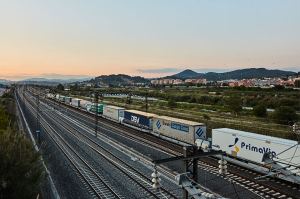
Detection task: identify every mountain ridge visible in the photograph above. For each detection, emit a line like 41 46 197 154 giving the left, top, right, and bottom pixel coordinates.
167 68 297 81
91 74 150 86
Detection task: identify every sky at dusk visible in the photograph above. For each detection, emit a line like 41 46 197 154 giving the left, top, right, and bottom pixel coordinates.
0 0 299 80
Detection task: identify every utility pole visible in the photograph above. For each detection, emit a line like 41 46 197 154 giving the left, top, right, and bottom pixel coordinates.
94 92 99 137
127 92 132 104
182 146 199 199
145 92 148 112
153 148 225 199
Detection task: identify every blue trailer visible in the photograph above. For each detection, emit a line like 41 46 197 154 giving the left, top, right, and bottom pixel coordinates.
123 110 157 130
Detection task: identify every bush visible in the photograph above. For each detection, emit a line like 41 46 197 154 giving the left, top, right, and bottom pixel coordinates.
203 114 211 121
273 106 298 125
253 104 267 117
56 83 64 91
226 96 242 115
167 99 177 108
0 89 43 198
0 129 43 199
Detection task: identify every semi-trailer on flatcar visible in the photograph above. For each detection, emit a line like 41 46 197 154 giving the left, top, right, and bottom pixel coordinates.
212 128 300 176
87 103 105 114
103 105 125 123
122 110 157 131
65 97 72 104
152 115 206 145
71 98 81 107
46 92 300 183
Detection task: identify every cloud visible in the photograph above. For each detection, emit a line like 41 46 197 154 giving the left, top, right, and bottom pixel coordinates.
136 68 181 74
40 73 92 79
0 73 93 81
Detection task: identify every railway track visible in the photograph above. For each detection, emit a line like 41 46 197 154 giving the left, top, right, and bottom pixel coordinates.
44 97 300 199
197 159 299 199
22 90 180 199
44 97 300 198
23 89 300 198
46 97 182 155
43 107 180 199
33 107 124 198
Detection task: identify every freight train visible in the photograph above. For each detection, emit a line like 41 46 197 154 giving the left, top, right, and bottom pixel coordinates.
50 94 207 145
48 94 300 183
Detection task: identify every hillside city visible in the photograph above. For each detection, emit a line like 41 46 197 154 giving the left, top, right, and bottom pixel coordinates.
151 76 300 88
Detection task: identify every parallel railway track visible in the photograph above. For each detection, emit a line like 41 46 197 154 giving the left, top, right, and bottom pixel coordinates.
20 88 300 199
21 95 123 199
21 90 180 199
44 96 300 199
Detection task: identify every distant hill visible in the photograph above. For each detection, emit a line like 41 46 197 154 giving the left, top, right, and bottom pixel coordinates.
0 79 12 85
91 74 150 86
19 77 90 85
167 68 296 81
173 69 200 79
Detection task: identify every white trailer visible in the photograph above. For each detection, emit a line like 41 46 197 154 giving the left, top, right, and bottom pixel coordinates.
46 93 55 98
103 105 125 122
80 99 92 110
65 97 72 104
212 128 300 176
71 98 81 107
153 115 206 145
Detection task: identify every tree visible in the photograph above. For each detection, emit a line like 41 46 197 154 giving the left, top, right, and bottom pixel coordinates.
295 79 300 88
273 85 285 90
0 129 43 199
273 106 298 125
167 98 177 108
0 90 43 198
203 114 211 121
56 83 64 91
253 104 267 117
227 96 242 115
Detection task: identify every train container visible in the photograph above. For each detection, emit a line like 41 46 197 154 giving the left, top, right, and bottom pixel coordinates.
212 128 300 173
123 110 157 130
153 116 206 145
71 98 81 107
46 93 55 98
103 105 125 122
59 95 65 102
65 97 72 104
87 103 104 114
80 99 92 109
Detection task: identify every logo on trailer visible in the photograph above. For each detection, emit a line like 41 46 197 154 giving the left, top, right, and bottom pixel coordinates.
131 116 140 123
228 137 277 157
195 128 204 138
156 120 161 129
228 137 240 153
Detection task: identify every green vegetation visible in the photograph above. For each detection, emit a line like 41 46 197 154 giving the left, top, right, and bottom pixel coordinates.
226 96 242 115
167 98 177 108
56 83 64 91
64 85 299 139
272 106 298 125
0 89 43 199
253 104 267 117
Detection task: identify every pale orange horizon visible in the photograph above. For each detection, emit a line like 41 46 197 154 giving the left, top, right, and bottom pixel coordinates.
1 1 299 80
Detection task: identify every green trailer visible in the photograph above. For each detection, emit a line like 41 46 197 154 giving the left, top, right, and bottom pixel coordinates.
87 103 105 114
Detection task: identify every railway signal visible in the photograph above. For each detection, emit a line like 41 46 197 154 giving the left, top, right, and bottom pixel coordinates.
151 168 161 189
218 157 227 175
293 123 300 134
94 92 99 138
